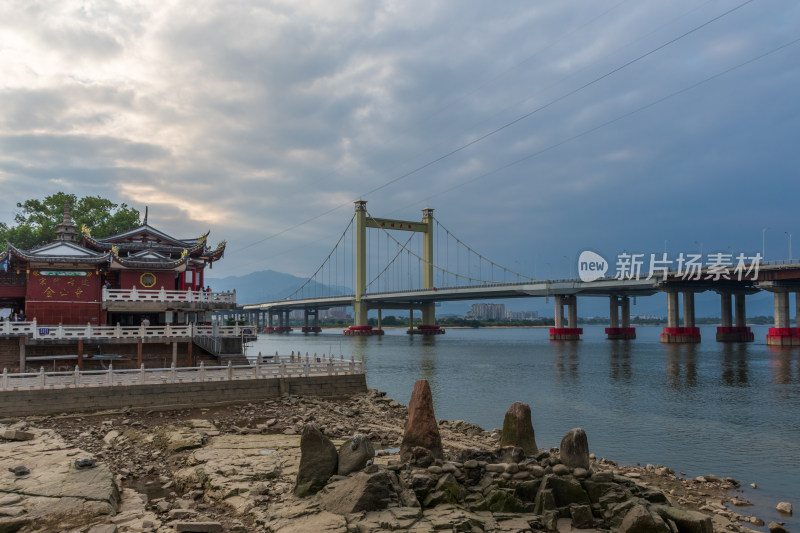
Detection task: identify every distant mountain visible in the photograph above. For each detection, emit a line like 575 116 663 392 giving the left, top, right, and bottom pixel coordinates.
206 270 350 306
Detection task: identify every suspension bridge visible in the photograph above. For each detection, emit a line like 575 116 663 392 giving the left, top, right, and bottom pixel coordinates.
227 200 800 345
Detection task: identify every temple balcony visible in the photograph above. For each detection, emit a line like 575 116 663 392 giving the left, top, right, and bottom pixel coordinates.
0 320 255 341
102 288 236 312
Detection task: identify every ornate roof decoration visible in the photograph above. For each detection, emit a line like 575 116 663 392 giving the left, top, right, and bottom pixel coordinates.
5 242 109 265
200 241 226 265
109 244 191 270
82 225 209 257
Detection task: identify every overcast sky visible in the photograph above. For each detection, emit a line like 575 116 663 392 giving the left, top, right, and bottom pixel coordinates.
1 0 798 283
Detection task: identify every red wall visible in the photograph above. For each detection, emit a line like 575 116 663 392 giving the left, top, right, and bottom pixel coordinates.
25 270 103 325
119 271 177 290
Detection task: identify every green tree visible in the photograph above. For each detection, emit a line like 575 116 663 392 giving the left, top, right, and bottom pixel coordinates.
0 192 141 251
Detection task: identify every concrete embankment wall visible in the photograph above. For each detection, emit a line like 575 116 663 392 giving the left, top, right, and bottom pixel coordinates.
0 374 367 418
0 338 218 373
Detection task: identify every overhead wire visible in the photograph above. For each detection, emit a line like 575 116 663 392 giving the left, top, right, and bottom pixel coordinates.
231 0 753 257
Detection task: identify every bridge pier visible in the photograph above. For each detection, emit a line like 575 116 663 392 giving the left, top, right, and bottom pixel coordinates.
766 290 799 346
550 294 582 340
301 309 322 334
606 296 635 339
660 290 701 343
716 292 753 342
408 303 444 335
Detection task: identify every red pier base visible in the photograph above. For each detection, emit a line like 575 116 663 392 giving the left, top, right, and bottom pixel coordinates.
301 326 323 334
660 327 701 343
766 327 800 346
716 326 754 342
264 326 293 334
605 327 636 340
550 327 582 341
343 325 384 336
407 324 445 335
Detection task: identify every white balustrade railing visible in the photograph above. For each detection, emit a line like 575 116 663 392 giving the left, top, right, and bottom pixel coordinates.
102 288 236 304
0 356 364 391
0 320 255 340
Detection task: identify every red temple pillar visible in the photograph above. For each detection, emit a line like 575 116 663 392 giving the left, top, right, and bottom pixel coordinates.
191 267 197 291
180 271 186 291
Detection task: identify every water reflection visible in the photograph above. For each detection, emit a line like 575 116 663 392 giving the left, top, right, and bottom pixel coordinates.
768 347 800 384
721 343 749 387
552 341 580 381
664 344 697 389
609 341 632 384
351 336 370 364
415 336 438 383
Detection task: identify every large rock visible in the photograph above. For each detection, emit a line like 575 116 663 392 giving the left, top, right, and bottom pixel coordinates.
400 380 443 462
619 504 670 533
321 468 402 513
560 428 590 469
651 505 713 533
0 429 34 441
294 424 338 497
537 474 590 508
337 434 374 476
0 428 119 532
499 402 538 454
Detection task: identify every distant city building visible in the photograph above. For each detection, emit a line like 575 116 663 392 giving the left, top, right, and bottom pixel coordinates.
505 310 539 320
321 307 348 319
466 303 506 320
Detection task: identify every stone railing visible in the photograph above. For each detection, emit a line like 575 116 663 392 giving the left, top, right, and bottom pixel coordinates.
103 288 236 304
0 320 256 340
0 356 364 391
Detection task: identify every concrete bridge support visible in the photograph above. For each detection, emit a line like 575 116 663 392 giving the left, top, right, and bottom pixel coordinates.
550 294 582 340
302 309 322 334
407 304 443 335
606 296 635 339
716 292 754 342
766 291 799 346
660 290 701 343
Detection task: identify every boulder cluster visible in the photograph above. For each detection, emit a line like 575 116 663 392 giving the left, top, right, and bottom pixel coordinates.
1 380 788 532
293 379 717 533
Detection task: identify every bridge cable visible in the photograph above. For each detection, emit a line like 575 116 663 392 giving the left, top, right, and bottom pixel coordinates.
434 219 538 282
283 214 356 300
366 228 415 291
232 1 752 256
365 210 514 286
354 0 754 203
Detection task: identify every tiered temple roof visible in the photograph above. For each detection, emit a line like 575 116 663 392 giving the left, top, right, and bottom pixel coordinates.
82 224 225 271
1 205 225 272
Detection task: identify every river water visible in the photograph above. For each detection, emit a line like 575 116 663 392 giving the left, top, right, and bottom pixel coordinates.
248 325 799 528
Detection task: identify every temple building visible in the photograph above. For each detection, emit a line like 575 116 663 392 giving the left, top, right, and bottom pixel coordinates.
0 203 245 372
0 203 227 326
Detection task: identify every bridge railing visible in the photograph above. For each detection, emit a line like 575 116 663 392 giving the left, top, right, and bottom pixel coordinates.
0 356 364 391
103 288 236 304
0 321 256 340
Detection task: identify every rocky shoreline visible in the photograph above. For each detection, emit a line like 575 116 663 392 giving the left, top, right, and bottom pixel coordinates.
0 383 792 533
